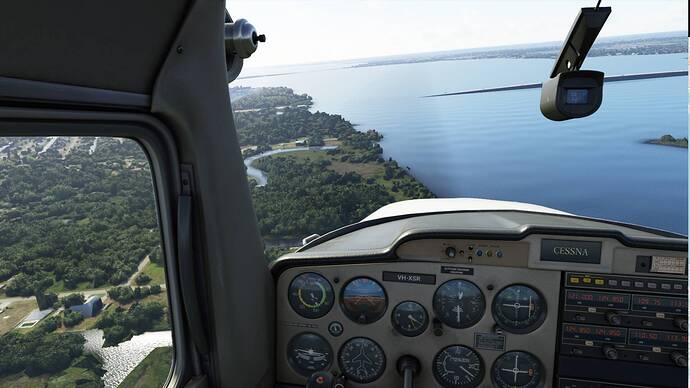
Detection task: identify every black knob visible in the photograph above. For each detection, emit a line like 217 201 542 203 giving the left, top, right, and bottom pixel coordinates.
445 247 456 258
671 351 688 367
432 318 443 336
397 356 421 388
606 312 622 326
674 317 688 331
397 355 421 376
602 346 618 360
333 376 346 388
306 371 334 388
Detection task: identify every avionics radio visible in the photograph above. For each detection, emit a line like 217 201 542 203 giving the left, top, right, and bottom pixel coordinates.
560 272 688 368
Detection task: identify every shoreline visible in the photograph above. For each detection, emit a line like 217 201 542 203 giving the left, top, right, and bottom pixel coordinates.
644 140 688 148
244 145 338 186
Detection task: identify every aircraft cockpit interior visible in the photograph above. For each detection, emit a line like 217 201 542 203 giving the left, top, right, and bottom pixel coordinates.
0 1 687 388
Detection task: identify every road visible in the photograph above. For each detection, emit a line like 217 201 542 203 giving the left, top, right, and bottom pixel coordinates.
126 255 151 286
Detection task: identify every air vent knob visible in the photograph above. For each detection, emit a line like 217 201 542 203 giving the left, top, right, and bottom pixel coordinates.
671 351 687 367
606 312 622 326
602 346 618 360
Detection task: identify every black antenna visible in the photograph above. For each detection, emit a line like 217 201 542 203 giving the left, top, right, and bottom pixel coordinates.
595 0 602 10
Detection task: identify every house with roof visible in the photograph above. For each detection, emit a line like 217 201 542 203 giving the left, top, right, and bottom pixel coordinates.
68 295 104 318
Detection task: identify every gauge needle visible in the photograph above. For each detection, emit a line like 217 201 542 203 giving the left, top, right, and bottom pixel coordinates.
501 354 528 383
452 305 461 322
407 314 421 325
459 366 474 377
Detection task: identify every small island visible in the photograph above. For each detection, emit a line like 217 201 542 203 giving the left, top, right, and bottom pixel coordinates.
646 134 688 148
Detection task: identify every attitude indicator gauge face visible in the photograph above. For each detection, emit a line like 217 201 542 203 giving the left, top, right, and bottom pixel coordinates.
288 272 334 319
433 345 484 388
491 351 544 388
492 284 546 334
338 337 386 383
287 332 333 377
392 301 428 337
340 277 387 324
433 279 485 329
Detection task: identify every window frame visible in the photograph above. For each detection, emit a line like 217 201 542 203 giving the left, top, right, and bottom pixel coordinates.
0 107 187 387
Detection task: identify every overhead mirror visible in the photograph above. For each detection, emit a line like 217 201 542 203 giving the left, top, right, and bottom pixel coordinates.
541 3 611 121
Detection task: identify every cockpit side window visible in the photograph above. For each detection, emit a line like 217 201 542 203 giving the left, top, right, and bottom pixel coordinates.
0 136 174 387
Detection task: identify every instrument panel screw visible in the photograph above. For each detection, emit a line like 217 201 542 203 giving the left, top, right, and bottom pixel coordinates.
176 45 184 54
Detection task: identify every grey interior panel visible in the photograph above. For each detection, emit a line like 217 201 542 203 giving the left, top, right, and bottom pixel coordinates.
0 1 189 93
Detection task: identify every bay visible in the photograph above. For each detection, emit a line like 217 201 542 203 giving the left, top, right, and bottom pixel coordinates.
237 53 688 234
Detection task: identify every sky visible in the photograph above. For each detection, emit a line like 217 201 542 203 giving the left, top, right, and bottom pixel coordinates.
227 0 688 68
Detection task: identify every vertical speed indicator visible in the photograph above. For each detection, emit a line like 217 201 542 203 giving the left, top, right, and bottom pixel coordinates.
392 301 428 337
433 345 484 388
288 272 334 319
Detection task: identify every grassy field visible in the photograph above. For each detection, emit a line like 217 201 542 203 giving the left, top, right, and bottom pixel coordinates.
268 149 418 201
269 149 383 177
55 312 99 333
140 261 167 286
0 299 38 335
0 373 49 388
119 347 173 388
0 355 103 388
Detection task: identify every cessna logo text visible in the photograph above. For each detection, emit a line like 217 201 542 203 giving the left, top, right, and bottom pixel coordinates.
541 239 601 264
553 246 590 256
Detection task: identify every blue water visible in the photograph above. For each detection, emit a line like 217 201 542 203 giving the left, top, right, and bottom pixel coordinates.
237 54 689 234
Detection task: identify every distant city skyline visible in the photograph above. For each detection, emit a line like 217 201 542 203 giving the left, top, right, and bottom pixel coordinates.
228 0 688 68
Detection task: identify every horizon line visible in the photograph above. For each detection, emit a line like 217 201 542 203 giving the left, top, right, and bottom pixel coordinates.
247 30 687 70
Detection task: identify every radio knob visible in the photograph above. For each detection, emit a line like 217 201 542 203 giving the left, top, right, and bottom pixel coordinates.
606 312 623 326
674 317 688 331
670 351 687 367
602 346 618 360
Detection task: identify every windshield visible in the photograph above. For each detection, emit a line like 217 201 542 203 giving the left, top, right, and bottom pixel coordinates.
229 1 688 260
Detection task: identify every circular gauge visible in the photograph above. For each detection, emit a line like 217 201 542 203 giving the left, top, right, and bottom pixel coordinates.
338 337 386 383
433 345 484 388
392 301 428 337
340 277 387 324
433 279 485 329
287 332 333 377
491 284 546 334
288 272 334 319
491 351 544 388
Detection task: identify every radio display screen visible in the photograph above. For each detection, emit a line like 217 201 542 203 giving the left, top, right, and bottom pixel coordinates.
563 324 627 344
631 295 687 314
565 290 631 309
628 329 687 349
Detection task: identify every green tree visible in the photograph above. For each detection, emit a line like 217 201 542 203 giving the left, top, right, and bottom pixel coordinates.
135 273 151 285
61 293 85 308
63 310 84 327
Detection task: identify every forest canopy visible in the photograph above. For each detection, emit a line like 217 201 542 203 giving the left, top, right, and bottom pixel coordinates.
0 137 160 294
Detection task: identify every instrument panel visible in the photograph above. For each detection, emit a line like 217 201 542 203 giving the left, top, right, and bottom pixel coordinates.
274 236 688 387
276 259 561 387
